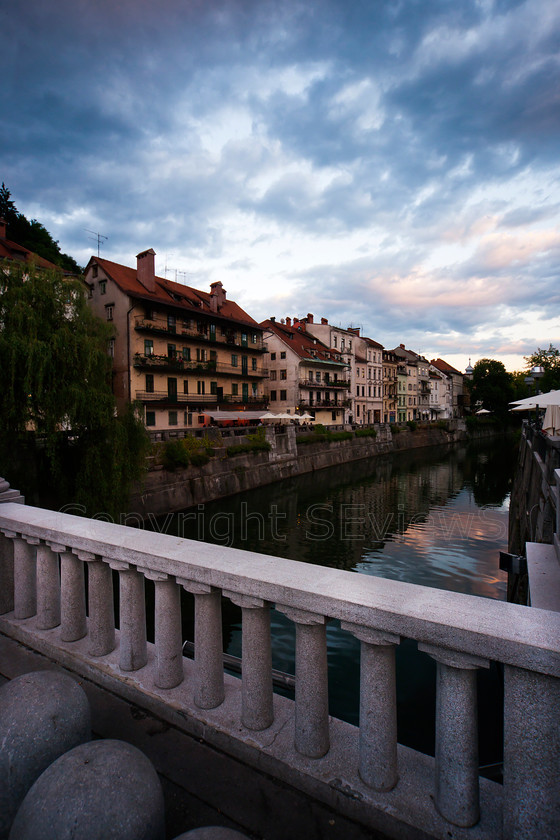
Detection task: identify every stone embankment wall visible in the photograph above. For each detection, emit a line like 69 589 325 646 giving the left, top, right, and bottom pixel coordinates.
130 420 498 518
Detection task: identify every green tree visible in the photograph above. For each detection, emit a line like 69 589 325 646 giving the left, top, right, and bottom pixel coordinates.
468 359 513 417
0 259 149 517
524 345 560 392
0 183 82 274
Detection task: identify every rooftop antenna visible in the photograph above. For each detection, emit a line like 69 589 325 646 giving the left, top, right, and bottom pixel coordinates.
85 229 108 257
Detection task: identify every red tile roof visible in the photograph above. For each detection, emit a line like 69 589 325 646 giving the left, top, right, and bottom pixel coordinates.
430 358 463 376
261 319 347 366
0 236 64 271
90 256 260 328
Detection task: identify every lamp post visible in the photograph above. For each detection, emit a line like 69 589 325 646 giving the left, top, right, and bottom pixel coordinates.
524 366 545 429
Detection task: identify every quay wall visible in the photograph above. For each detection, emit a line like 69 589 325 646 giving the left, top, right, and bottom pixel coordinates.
130 421 499 518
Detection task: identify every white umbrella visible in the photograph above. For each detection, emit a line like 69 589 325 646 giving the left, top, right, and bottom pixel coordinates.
510 390 560 408
295 413 313 421
543 405 560 435
475 408 491 415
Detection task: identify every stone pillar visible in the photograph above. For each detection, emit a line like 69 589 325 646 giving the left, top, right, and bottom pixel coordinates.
0 529 15 615
180 580 224 709
36 542 62 630
225 591 273 731
86 556 115 656
419 643 489 827
13 536 39 619
111 562 147 672
143 570 183 689
342 622 400 791
278 605 329 758
503 664 560 839
60 550 87 642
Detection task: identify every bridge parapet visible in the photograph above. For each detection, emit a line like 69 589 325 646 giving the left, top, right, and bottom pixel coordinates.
0 501 559 839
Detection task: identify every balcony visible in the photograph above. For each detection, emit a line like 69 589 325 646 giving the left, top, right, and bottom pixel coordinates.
299 379 350 389
134 317 266 352
135 391 219 405
299 399 350 409
133 354 217 373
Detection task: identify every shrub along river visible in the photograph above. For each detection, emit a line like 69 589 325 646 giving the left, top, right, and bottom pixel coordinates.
150 434 516 777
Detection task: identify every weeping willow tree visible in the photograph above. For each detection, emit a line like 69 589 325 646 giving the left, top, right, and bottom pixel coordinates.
0 259 149 517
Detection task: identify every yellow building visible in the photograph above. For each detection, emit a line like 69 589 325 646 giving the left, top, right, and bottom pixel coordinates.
85 249 268 431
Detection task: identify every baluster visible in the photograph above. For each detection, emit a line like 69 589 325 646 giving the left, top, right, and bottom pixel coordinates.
179 580 224 709
86 556 115 656
419 643 489 827
142 569 183 689
225 591 273 731
0 529 15 614
36 542 62 630
60 550 87 641
341 622 399 791
278 606 329 758
503 664 560 840
110 561 147 671
13 536 39 619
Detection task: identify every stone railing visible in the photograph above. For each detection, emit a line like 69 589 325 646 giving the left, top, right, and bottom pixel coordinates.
0 499 559 839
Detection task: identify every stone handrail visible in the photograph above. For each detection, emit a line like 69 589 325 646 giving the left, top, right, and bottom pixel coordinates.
1 501 559 839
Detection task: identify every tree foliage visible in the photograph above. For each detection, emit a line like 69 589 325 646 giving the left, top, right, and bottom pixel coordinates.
0 259 149 517
524 345 560 392
0 183 81 274
468 359 513 417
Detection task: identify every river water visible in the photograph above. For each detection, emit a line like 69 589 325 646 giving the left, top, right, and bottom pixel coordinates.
152 435 515 772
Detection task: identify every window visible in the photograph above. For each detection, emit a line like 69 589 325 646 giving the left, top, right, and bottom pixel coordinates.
168 343 176 359
251 358 257 370
280 351 286 359
105 305 113 321
209 323 216 340
270 353 276 361
349 341 352 350
184 411 193 426
146 411 155 427
280 369 287 380
232 383 239 396
108 339 115 358
241 333 248 347
280 390 287 401
231 354 238 367
183 380 188 394
197 381 205 395
341 338 345 350
270 390 277 401
251 333 258 344
182 347 191 361
197 348 207 362
145 307 153 320
270 370 277 380
92 265 98 278
361 386 365 397
167 315 176 334
210 381 217 395
145 374 154 393
333 337 337 348
168 411 178 425
99 280 106 294
144 339 154 356
315 371 321 382
168 378 177 400
356 386 359 396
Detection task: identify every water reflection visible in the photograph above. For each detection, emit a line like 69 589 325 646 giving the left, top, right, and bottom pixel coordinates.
152 436 516 768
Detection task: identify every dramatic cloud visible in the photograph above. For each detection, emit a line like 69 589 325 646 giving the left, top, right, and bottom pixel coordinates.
2 0 559 370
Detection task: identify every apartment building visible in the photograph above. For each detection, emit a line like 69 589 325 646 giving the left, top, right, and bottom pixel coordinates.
261 318 350 424
430 359 465 418
85 249 268 431
382 349 398 423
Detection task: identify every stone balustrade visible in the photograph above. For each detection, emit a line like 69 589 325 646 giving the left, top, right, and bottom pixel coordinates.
0 501 559 840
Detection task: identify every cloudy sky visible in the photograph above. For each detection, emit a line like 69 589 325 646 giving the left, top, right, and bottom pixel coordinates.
2 0 559 371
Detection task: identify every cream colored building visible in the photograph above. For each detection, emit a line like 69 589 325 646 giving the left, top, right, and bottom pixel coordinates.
85 249 268 431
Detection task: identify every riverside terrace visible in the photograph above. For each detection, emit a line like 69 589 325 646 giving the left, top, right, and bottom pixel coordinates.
0 489 559 839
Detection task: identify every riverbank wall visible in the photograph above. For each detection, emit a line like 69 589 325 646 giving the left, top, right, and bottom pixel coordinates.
130 420 499 518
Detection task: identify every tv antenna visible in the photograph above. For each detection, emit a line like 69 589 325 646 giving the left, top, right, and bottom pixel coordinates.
85 229 108 257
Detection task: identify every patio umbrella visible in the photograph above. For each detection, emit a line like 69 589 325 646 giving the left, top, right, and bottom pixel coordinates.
475 408 491 415
295 413 314 421
510 390 560 409
543 405 560 435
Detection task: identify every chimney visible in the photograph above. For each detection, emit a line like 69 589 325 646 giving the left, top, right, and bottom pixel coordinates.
210 281 226 312
286 317 291 327
321 317 328 325
307 313 314 323
400 343 405 349
136 249 156 292
0 218 6 239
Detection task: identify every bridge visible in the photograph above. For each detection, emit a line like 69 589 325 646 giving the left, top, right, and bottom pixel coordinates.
0 466 559 839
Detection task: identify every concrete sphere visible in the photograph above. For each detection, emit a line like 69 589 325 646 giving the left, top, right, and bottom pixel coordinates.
173 829 249 839
9 739 165 840
0 670 91 840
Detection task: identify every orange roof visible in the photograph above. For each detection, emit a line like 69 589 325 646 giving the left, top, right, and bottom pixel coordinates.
261 319 347 366
0 236 64 271
90 256 260 328
430 358 463 376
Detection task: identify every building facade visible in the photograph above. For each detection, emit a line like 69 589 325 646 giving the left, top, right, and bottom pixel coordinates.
85 249 268 431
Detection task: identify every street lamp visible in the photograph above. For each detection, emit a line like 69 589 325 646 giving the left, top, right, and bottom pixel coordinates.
525 365 545 395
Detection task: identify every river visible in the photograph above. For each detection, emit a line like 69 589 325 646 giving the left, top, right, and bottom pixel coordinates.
151 435 516 775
